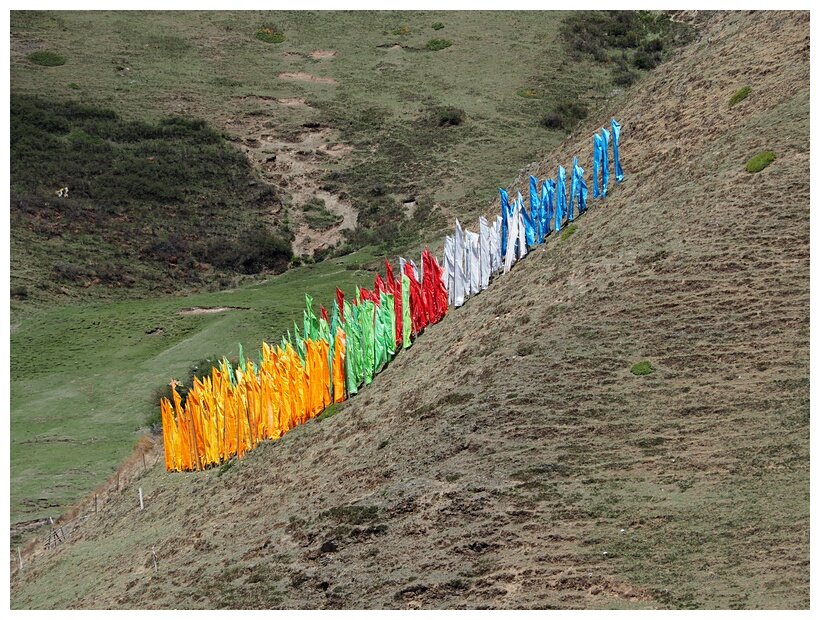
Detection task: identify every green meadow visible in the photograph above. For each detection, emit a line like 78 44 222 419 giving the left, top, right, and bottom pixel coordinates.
10 252 379 521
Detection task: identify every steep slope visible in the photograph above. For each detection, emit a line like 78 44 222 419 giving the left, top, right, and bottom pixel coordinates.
10 11 809 610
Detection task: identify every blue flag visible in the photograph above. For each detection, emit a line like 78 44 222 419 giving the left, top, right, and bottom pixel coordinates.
545 179 555 237
573 156 588 214
593 132 603 199
538 179 549 240
555 166 567 232
500 188 511 257
529 175 541 243
568 158 578 223
518 190 536 246
601 127 610 197
612 118 624 182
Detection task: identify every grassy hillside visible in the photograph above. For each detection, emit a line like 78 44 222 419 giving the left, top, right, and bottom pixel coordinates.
10 10 692 306
11 9 809 611
9 9 695 523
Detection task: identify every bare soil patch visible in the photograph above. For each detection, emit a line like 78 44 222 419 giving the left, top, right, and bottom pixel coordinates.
310 49 337 58
278 71 338 84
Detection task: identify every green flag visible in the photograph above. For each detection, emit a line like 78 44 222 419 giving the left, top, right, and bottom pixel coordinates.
402 273 412 348
359 299 376 385
343 300 359 394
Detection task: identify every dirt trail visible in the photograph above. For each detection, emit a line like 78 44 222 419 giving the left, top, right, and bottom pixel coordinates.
224 89 356 257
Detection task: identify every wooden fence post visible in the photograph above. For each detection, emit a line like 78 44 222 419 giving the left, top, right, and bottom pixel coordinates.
139 488 144 511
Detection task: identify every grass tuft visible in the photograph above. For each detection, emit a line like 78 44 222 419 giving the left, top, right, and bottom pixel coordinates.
630 360 654 375
729 85 752 107
27 50 66 66
560 224 578 240
256 25 285 43
746 151 776 173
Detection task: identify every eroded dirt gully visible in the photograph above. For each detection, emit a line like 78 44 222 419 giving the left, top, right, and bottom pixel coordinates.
224 60 356 257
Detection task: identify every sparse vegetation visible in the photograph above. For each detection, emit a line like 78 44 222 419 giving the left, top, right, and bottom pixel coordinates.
302 197 343 230
516 87 541 99
560 224 578 240
746 151 776 173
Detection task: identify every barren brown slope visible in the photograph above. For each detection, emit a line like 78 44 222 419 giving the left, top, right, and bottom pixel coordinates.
10 10 809 610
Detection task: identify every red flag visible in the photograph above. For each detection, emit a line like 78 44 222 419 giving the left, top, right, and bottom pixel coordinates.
386 260 402 347
321 304 329 322
336 287 345 321
373 272 387 296
404 261 427 334
422 248 448 323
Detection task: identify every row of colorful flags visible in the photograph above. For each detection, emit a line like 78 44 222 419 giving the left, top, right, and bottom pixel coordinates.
160 249 447 471
160 118 624 471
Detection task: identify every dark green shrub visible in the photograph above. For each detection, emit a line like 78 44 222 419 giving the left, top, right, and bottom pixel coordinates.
540 112 564 130
613 70 640 87
434 106 465 126
426 38 453 51
630 360 654 375
746 151 776 173
200 227 292 274
729 85 752 107
431 22 444 30
256 25 285 43
11 286 29 300
28 50 66 66
633 50 660 70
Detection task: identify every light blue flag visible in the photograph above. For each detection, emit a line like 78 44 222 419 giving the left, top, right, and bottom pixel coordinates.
518 190 536 246
545 179 555 237
555 166 567 232
500 188 511 257
568 158 578 223
593 132 603 199
601 127 610 197
612 118 624 182
529 175 541 243
538 180 549 240
573 157 588 214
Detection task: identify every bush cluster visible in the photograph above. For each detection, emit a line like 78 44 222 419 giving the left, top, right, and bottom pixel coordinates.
540 100 588 131
561 10 695 81
433 106 465 127
197 226 292 275
426 38 453 51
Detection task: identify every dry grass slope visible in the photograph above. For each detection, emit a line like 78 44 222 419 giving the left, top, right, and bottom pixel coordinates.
10 11 808 610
